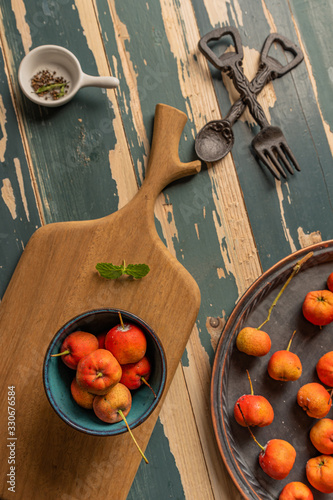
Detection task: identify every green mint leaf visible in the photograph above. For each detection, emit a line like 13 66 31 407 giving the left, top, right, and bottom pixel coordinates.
96 263 123 280
125 263 150 279
96 262 150 280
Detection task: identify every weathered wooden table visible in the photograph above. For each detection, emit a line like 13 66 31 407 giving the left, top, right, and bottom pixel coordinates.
0 1 332 499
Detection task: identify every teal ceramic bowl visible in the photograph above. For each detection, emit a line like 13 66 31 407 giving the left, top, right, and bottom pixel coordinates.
43 309 167 436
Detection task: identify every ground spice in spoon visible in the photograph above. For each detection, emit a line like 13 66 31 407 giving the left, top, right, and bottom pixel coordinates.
31 69 69 100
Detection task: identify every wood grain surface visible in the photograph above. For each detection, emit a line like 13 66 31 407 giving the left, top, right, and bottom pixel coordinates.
0 1 332 499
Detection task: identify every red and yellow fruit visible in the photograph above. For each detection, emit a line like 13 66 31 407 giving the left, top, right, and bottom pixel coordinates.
236 327 271 357
93 382 132 423
259 439 296 480
309 418 333 454
70 378 95 409
302 290 333 326
306 455 333 494
105 321 147 364
297 382 331 419
120 356 154 393
327 272 333 292
267 331 302 382
278 481 313 500
234 370 274 427
76 348 122 395
316 351 333 387
51 331 99 369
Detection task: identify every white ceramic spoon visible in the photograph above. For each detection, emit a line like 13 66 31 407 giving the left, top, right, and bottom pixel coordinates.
18 45 119 107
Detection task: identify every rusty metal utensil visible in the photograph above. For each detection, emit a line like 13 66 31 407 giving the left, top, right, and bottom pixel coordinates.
196 28 303 179
195 33 303 166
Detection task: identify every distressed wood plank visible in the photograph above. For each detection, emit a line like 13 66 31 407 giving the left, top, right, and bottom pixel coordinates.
0 32 41 297
92 2 217 497
96 3 259 496
192 0 333 271
96 1 262 498
288 0 333 152
2 0 123 223
155 1 260 498
1 0 333 499
74 0 139 209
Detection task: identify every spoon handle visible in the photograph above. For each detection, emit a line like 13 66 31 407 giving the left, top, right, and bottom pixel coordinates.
224 62 272 127
80 73 119 89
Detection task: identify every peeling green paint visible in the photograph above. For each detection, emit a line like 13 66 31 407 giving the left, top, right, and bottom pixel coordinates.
0 46 41 297
128 418 185 500
192 0 333 271
289 0 333 132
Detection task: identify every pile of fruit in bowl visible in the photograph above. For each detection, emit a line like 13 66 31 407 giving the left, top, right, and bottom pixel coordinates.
43 309 166 451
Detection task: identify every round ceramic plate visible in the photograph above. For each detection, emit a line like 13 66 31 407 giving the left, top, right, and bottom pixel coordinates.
211 240 333 500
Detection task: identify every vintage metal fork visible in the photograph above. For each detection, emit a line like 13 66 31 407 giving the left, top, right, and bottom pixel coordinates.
199 26 302 179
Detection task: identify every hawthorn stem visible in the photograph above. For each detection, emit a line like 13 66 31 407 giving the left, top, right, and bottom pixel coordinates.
237 403 265 452
246 370 254 396
118 312 125 330
286 330 296 352
51 350 70 357
257 251 313 330
141 377 157 398
118 409 149 464
119 260 126 277
328 388 333 406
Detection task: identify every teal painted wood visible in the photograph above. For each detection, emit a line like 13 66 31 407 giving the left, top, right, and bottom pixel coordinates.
0 45 41 297
96 0 156 187
97 2 213 498
128 419 185 500
96 0 198 178
1 1 120 224
192 0 333 272
97 3 240 495
289 0 333 132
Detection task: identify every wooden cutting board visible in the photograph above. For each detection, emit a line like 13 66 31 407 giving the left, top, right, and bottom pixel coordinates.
0 104 201 500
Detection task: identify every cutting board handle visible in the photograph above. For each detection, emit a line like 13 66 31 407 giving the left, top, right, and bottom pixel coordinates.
140 104 201 200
